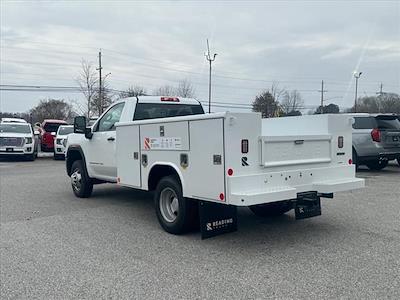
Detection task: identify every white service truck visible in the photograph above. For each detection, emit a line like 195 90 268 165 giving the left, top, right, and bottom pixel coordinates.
66 96 364 238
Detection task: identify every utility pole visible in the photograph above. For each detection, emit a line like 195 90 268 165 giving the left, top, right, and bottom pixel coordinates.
318 80 327 114
97 50 103 114
377 83 383 97
205 39 217 113
353 72 362 113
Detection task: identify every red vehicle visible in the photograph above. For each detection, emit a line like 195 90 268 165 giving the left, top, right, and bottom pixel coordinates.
40 119 68 152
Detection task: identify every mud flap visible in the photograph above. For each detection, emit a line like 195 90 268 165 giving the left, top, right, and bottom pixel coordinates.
295 192 321 220
199 201 237 239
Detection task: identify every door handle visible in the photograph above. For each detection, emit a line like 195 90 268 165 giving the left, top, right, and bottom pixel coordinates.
107 137 115 141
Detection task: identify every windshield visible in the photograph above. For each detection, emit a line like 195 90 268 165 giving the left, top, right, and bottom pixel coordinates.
352 117 377 129
134 103 204 121
58 126 74 135
375 117 400 130
0 124 32 134
44 122 64 132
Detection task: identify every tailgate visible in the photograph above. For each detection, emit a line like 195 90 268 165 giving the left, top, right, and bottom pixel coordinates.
382 130 400 147
259 135 332 167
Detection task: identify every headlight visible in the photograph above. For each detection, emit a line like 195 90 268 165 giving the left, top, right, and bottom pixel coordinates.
25 137 33 144
56 138 62 145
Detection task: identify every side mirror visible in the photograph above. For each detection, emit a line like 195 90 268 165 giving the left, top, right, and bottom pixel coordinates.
74 116 93 139
34 130 40 135
51 132 56 136
74 116 87 134
84 127 93 139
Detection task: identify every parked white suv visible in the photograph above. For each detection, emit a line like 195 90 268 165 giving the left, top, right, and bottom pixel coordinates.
54 125 73 160
0 122 38 160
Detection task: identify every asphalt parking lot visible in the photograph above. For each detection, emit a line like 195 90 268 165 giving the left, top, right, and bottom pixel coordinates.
1 157 399 299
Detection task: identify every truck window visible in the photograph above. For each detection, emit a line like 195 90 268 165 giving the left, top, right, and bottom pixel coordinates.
44 123 64 132
0 124 32 134
375 116 400 130
96 102 125 132
133 103 204 121
352 117 377 129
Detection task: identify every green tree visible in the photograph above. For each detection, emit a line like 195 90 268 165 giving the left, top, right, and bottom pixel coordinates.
314 103 340 114
252 91 279 118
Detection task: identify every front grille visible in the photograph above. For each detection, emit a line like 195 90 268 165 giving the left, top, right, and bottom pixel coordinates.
0 137 24 147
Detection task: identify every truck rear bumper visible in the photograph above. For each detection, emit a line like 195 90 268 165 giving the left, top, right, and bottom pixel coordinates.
227 165 364 206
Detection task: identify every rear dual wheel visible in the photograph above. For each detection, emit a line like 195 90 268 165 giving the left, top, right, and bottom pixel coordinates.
154 176 198 234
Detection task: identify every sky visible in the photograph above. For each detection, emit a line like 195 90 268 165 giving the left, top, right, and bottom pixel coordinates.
1 0 399 113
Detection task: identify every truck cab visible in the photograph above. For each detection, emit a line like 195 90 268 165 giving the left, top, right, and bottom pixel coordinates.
66 96 204 183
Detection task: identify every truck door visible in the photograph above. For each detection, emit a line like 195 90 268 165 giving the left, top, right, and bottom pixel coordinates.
86 102 125 180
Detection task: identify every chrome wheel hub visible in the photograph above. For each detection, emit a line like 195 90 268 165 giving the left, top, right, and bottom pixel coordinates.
159 187 179 223
71 168 82 191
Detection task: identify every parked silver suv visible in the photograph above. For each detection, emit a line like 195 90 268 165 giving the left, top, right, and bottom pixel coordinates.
352 113 400 170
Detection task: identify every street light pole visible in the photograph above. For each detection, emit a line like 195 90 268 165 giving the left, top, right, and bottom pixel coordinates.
354 71 362 113
205 39 217 113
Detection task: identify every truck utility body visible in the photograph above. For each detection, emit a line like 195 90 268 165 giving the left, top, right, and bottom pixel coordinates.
67 96 364 238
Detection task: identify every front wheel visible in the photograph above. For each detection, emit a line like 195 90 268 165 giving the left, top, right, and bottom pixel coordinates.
249 201 293 217
366 160 388 171
154 176 198 234
70 160 93 198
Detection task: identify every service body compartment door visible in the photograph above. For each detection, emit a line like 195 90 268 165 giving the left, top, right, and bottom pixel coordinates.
185 118 225 202
116 124 141 187
260 135 332 168
140 121 189 151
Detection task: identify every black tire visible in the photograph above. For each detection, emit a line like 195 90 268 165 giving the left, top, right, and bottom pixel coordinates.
366 160 388 171
154 176 198 234
352 148 359 171
54 153 64 160
70 160 93 198
25 153 36 161
249 201 293 217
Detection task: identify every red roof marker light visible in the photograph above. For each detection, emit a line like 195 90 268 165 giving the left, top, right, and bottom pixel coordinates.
161 97 180 102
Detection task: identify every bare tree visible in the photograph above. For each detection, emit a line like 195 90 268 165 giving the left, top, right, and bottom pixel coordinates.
348 93 400 113
153 85 176 96
90 80 114 117
153 79 196 98
30 99 76 123
76 60 98 118
270 82 286 103
175 79 196 98
119 85 147 98
280 90 304 115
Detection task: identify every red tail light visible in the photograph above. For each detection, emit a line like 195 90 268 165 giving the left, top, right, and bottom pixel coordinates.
241 139 249 153
338 136 344 148
371 128 381 142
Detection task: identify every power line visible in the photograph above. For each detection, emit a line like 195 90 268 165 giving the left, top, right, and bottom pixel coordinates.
2 39 399 88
